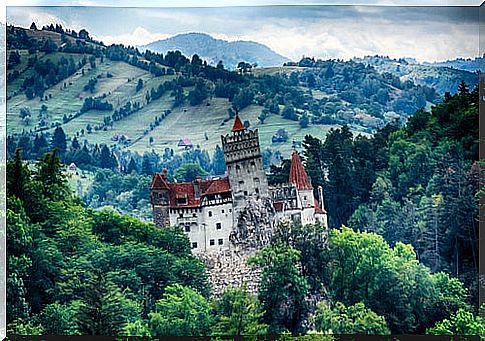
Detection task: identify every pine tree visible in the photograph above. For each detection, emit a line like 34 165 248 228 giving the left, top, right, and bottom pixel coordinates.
51 126 67 154
6 149 30 201
32 134 49 159
73 145 93 166
77 273 126 335
99 145 117 169
127 157 138 174
211 145 226 176
141 155 154 175
36 150 68 200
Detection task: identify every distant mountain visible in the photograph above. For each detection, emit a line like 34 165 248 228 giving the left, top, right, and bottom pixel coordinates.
139 32 290 70
353 55 478 94
423 56 484 73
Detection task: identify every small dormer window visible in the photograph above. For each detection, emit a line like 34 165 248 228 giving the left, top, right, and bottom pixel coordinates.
177 196 187 205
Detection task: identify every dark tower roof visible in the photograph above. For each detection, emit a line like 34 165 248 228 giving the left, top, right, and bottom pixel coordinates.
231 114 245 132
289 151 313 190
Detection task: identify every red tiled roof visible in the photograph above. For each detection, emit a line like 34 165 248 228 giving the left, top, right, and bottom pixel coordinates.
289 151 313 190
169 183 200 208
204 177 231 195
151 172 170 190
314 199 327 214
232 114 245 132
153 176 232 208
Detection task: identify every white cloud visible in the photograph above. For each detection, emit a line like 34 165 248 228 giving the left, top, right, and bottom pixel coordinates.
219 19 478 62
7 8 68 29
95 26 171 46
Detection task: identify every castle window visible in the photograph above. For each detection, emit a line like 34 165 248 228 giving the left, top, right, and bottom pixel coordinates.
304 196 307 200
208 211 212 217
218 239 223 245
177 197 187 205
255 188 259 194
185 225 190 232
192 242 198 249
179 213 183 218
210 239 215 246
192 213 197 218
239 180 244 185
221 209 225 213
229 209 232 213
216 223 222 230
251 161 256 167
236 165 241 172
244 190 248 196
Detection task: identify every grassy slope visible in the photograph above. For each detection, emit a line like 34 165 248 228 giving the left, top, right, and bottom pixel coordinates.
7 49 359 159
129 98 353 159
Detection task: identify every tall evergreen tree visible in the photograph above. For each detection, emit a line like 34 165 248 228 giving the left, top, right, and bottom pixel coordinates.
32 134 49 158
51 126 67 154
127 157 139 174
211 145 226 176
99 145 117 170
77 273 127 335
7 149 31 200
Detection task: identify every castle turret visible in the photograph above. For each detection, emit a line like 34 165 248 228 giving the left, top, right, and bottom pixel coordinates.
289 151 316 225
221 114 269 218
150 169 171 228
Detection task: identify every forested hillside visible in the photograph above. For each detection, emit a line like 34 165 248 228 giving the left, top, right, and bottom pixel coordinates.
353 55 478 94
271 84 480 319
8 23 477 169
5 22 483 338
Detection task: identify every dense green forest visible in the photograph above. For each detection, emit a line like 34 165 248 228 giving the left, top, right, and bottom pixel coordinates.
5 22 484 338
6 84 483 337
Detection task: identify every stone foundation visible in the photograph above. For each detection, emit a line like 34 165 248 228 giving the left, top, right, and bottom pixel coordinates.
199 196 276 297
199 249 261 297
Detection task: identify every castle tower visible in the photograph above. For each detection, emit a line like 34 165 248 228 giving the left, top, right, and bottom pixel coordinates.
221 114 269 216
289 151 316 225
150 169 171 228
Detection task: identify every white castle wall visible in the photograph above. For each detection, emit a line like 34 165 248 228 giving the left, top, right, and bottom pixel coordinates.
169 203 234 254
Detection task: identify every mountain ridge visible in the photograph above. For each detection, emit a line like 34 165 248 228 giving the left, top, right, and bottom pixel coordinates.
139 32 290 69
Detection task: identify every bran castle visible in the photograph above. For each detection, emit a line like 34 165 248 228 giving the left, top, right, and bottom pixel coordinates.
150 114 328 256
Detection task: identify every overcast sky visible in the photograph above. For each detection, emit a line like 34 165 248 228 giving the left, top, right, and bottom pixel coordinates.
6 4 480 62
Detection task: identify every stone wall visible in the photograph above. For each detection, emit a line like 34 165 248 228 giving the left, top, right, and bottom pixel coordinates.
199 196 276 297
199 249 261 297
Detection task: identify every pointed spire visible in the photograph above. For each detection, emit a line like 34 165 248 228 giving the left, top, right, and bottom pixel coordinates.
151 169 170 190
289 151 313 190
231 113 245 133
